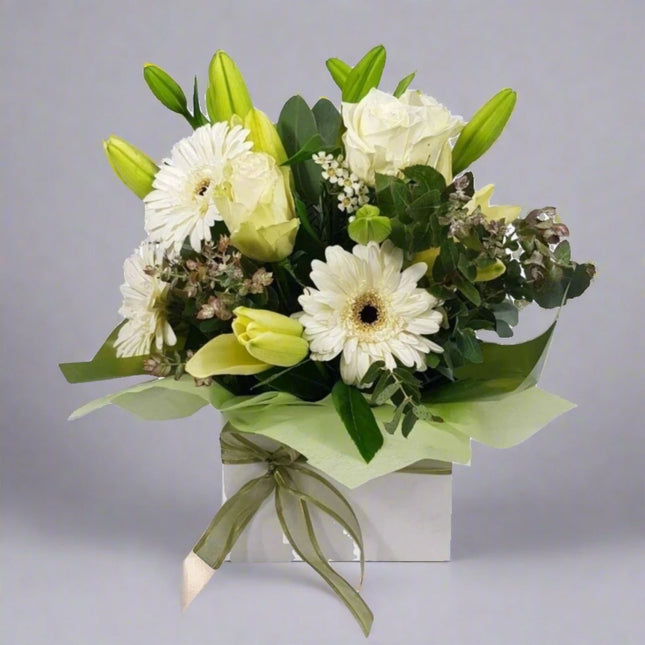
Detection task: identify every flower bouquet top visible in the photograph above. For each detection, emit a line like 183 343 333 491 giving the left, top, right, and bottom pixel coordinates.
61 45 595 636
63 45 594 479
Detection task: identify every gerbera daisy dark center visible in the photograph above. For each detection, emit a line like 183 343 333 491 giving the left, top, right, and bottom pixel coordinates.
359 304 379 324
196 179 211 196
350 292 386 332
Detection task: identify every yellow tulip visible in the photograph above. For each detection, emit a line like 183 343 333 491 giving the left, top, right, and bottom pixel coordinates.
185 334 268 377
232 307 308 367
185 308 308 378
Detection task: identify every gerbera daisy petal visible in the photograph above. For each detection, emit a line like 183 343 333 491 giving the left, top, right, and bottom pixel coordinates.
144 123 252 255
114 241 177 358
298 241 444 385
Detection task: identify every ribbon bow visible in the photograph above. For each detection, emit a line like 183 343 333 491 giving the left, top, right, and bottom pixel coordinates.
182 426 374 636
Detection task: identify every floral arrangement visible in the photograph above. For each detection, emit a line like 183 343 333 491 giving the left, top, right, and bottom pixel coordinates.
61 46 595 635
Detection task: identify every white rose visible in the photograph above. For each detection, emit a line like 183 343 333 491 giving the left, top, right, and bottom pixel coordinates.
342 88 465 186
215 151 298 262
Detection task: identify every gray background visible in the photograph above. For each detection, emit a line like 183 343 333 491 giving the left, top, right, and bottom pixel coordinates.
2 1 644 643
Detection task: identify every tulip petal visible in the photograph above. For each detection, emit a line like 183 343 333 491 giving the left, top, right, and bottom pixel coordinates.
245 332 309 367
185 334 269 377
233 307 303 336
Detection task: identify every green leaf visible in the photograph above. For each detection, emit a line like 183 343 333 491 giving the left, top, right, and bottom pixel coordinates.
452 88 517 174
393 72 416 98
401 409 417 437
312 98 342 146
143 63 188 116
403 165 446 193
331 381 384 462
281 133 327 166
191 76 209 128
360 360 386 386
456 329 483 364
342 45 386 103
455 275 482 306
256 360 332 402
491 301 519 331
372 382 400 406
383 403 404 435
277 96 322 203
295 199 321 243
566 263 595 300
326 58 351 90
457 252 477 282
375 173 409 216
554 240 571 264
206 50 253 123
59 324 149 383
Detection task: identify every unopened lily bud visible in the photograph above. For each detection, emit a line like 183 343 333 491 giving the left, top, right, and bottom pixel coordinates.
348 205 392 245
103 135 158 199
143 63 188 116
206 50 253 123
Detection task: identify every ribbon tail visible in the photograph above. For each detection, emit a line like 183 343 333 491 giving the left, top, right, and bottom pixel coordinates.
181 473 275 610
284 464 366 589
181 551 215 611
275 482 374 637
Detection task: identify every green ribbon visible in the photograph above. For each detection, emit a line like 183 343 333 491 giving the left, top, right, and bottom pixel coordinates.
191 426 374 636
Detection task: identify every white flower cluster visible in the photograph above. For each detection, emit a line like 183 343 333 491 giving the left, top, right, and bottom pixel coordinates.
312 152 370 214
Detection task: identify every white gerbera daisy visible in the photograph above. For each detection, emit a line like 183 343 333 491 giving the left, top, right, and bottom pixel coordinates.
298 240 443 385
144 123 253 255
114 242 177 358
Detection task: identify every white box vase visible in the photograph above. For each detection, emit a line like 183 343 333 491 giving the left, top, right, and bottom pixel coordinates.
222 460 452 563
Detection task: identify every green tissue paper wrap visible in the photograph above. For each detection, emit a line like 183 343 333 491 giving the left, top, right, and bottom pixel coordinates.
68 323 574 489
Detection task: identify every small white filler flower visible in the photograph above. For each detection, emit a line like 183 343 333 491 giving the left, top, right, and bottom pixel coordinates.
298 240 443 385
114 242 177 358
144 123 253 255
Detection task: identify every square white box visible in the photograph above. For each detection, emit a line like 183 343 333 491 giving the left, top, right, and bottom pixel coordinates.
223 462 452 562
